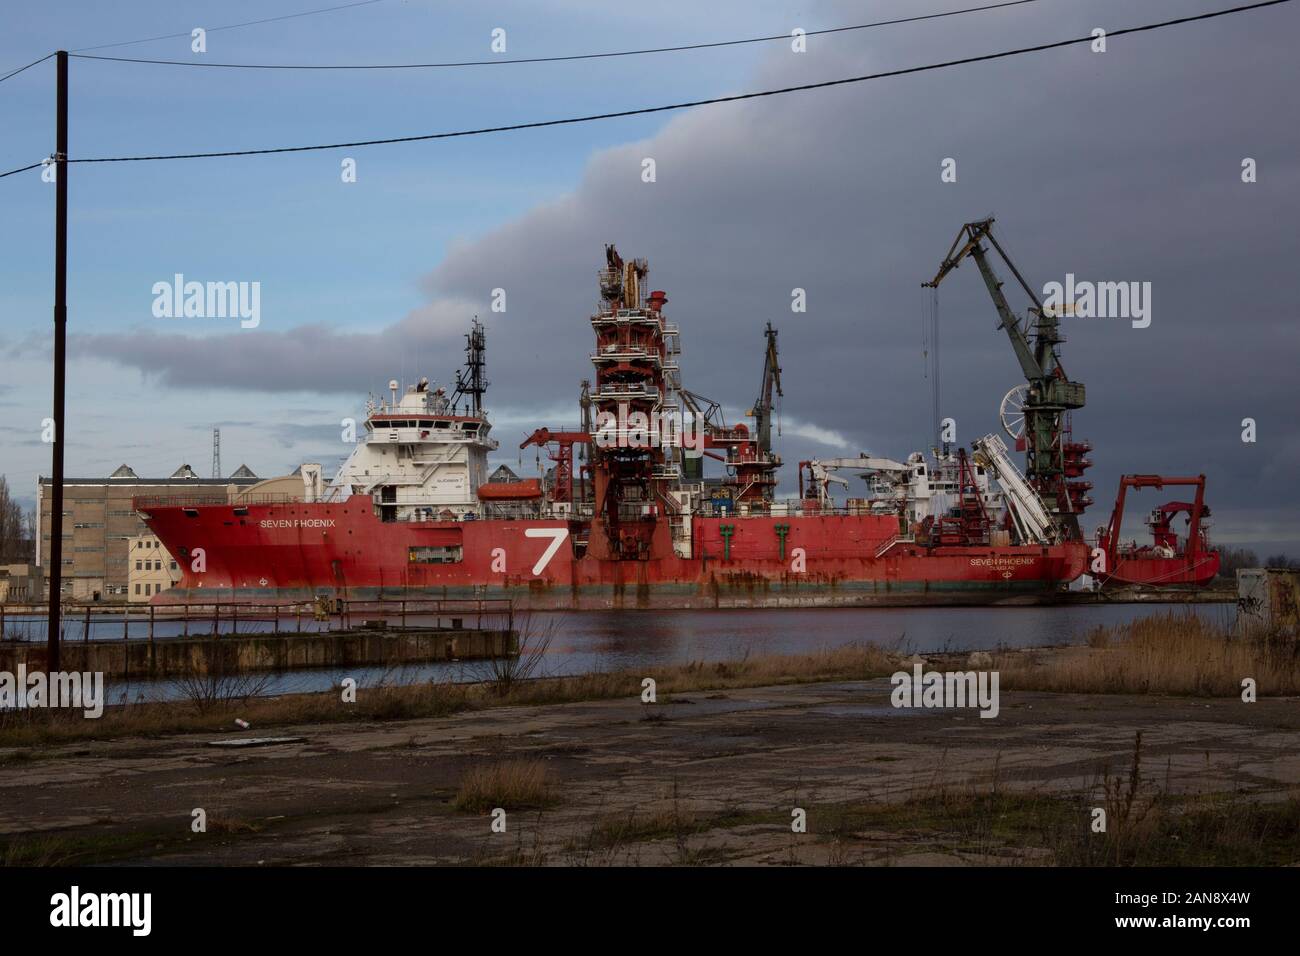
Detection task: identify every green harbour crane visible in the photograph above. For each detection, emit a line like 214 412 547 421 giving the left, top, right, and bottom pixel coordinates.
923 218 1086 539
751 321 783 459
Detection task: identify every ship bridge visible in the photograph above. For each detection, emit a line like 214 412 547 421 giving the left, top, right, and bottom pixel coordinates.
329 368 498 521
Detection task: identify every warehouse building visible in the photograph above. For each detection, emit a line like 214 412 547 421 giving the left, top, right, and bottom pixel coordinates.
37 463 262 601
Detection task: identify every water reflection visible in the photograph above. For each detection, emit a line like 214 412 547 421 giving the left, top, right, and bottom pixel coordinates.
80 603 1230 705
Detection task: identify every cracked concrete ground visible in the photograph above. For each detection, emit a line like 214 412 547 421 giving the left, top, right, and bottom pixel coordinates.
1 679 1297 866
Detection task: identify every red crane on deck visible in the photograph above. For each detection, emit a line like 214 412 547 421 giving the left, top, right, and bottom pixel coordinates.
1096 475 1220 588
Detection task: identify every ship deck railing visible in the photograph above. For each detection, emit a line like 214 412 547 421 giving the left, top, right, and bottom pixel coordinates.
133 493 305 509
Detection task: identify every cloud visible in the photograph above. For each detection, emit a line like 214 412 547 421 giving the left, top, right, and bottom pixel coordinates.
71 298 481 394
61 0 1300 542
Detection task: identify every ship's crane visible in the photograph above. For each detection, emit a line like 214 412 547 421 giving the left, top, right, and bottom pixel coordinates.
751 322 783 459
680 388 729 436
923 218 1087 539
519 426 590 506
678 323 785 504
1096 474 1219 587
731 322 784 503
518 384 595 508
799 455 908 509
972 433 1058 545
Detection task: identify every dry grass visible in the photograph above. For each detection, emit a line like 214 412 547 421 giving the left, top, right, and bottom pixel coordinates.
2 612 1290 750
991 611 1300 696
454 758 554 813
804 737 1300 867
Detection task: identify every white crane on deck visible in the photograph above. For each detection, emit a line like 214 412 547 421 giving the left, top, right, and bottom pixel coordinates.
972 434 1058 544
804 455 909 509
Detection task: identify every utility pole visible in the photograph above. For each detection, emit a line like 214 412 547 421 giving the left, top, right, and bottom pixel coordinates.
47 50 68 670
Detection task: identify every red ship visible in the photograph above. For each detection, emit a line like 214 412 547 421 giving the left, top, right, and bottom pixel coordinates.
138 244 1090 609
1094 474 1221 589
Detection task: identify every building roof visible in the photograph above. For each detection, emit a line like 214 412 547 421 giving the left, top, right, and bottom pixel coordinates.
170 464 199 479
41 474 261 486
109 464 138 479
229 464 258 478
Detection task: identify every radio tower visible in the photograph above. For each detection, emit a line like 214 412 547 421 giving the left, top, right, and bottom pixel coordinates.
211 427 221 478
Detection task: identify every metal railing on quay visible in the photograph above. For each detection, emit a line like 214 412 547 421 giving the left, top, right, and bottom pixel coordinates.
0 597 515 646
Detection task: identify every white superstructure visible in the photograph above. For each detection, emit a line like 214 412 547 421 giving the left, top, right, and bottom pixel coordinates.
328 377 498 521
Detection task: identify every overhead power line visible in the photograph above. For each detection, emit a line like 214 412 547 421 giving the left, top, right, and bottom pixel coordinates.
68 0 1042 70
0 52 54 85
0 2 391 80
0 0 1289 182
57 1 1291 170
71 0 393 53
0 161 44 179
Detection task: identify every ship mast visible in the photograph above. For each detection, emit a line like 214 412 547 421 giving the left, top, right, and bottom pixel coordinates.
452 318 488 416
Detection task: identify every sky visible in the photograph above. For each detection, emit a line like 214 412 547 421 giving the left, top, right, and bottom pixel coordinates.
1 0 1298 555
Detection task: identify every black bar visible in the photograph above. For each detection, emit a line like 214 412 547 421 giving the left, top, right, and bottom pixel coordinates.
47 50 68 672
0 867 1285 941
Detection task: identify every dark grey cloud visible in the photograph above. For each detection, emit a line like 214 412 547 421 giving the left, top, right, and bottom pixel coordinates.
66 0 1300 547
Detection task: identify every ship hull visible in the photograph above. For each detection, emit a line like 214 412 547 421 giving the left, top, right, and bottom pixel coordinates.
138 501 1088 610
1100 554 1222 590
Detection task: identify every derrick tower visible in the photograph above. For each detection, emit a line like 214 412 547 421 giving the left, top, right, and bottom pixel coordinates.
587 245 680 560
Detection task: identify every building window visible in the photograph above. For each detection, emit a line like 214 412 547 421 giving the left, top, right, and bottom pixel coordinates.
170 561 177 570
134 584 141 595
135 561 142 570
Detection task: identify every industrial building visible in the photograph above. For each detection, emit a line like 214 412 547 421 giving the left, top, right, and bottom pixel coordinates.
126 532 181 602
37 463 262 601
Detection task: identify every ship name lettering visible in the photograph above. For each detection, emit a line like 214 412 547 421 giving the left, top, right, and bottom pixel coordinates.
969 556 1035 568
